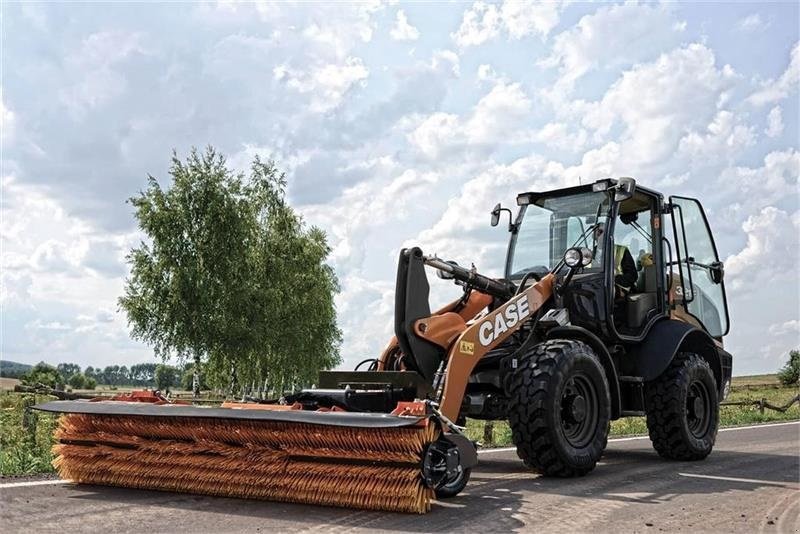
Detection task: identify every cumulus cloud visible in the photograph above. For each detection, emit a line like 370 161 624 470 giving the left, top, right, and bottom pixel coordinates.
452 0 565 48
748 42 800 106
407 81 532 158
274 57 369 112
390 9 419 41
576 44 738 173
725 207 800 290
765 105 785 138
540 3 685 93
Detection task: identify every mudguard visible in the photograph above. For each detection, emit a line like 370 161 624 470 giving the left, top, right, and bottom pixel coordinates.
623 319 722 389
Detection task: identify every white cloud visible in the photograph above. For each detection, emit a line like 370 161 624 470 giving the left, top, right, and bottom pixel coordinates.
765 105 785 138
735 13 770 33
407 81 531 158
769 319 799 337
748 42 800 106
534 122 588 152
452 1 502 48
499 0 563 40
390 9 419 41
578 44 738 171
678 110 756 167
1 177 147 367
452 0 565 48
275 57 369 112
725 207 800 290
541 3 684 93
58 31 147 118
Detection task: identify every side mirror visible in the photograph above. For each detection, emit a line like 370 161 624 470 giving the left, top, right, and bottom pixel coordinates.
709 261 724 284
490 203 501 227
615 177 636 202
490 203 515 231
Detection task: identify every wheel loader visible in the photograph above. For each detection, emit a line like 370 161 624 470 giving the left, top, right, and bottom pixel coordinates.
36 178 732 513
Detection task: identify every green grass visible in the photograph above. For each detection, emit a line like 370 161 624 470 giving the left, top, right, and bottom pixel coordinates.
468 384 799 447
0 392 59 476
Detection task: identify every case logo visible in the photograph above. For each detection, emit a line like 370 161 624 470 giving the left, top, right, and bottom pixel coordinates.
478 295 531 346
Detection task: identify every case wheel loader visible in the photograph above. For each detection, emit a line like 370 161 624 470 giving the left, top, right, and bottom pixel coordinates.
37 178 733 513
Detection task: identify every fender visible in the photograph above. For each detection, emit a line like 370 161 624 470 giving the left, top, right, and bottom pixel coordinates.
625 319 722 391
545 325 622 420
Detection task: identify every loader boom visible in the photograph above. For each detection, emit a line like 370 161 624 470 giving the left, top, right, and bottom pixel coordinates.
438 274 554 421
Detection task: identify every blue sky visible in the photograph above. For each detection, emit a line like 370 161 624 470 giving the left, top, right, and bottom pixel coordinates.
2 1 798 375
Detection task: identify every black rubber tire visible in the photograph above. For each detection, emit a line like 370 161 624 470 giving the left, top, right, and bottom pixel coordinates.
434 468 471 499
645 352 719 460
507 339 611 477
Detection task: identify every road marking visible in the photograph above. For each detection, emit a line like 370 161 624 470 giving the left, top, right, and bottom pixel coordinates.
478 420 799 455
678 472 800 489
0 479 70 489
718 420 799 432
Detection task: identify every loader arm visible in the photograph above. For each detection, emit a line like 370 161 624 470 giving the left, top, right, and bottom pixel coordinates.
438 274 555 421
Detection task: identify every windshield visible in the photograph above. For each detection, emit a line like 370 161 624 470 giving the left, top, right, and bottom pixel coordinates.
507 191 611 279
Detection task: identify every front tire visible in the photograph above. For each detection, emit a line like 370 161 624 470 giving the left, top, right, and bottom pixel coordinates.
645 352 719 460
507 339 611 477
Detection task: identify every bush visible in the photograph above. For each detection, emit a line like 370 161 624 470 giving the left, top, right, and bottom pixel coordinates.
155 364 177 390
778 350 800 386
68 373 86 389
84 377 97 390
21 363 64 389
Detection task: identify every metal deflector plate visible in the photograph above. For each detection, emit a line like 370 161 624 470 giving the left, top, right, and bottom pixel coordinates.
34 400 427 428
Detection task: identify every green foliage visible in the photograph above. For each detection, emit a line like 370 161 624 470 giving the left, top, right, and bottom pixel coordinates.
56 363 81 381
0 393 58 476
154 364 177 390
777 350 800 386
119 147 341 396
67 373 88 389
84 376 97 389
21 362 64 389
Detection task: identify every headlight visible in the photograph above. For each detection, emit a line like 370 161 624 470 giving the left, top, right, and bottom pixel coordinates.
580 247 593 266
563 248 582 267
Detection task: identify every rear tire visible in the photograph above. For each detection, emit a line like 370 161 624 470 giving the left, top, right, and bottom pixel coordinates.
645 352 719 460
507 339 611 477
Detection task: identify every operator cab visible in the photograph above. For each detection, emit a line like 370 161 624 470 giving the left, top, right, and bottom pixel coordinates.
501 180 665 342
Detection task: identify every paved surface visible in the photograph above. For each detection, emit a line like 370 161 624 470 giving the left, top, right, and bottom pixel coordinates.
2 422 798 533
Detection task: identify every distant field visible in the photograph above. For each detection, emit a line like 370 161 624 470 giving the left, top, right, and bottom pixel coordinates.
0 378 21 391
732 374 782 387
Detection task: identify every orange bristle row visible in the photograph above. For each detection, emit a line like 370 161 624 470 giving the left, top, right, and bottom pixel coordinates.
52 414 438 514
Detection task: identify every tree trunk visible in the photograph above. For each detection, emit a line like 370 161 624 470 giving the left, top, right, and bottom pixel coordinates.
192 353 201 398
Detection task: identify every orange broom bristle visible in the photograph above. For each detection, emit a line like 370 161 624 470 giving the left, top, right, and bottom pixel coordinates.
52 413 438 514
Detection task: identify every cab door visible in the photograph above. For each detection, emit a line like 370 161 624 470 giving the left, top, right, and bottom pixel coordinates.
669 196 730 338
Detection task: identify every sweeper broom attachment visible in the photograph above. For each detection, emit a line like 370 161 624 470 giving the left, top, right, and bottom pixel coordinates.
36 399 454 514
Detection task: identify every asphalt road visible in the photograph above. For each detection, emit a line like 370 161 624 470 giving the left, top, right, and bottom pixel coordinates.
2 421 798 533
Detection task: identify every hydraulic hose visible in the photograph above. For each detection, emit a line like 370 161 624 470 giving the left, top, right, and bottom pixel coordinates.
423 256 512 300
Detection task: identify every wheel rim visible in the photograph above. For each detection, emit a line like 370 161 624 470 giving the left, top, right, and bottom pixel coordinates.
560 373 600 448
687 379 712 438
